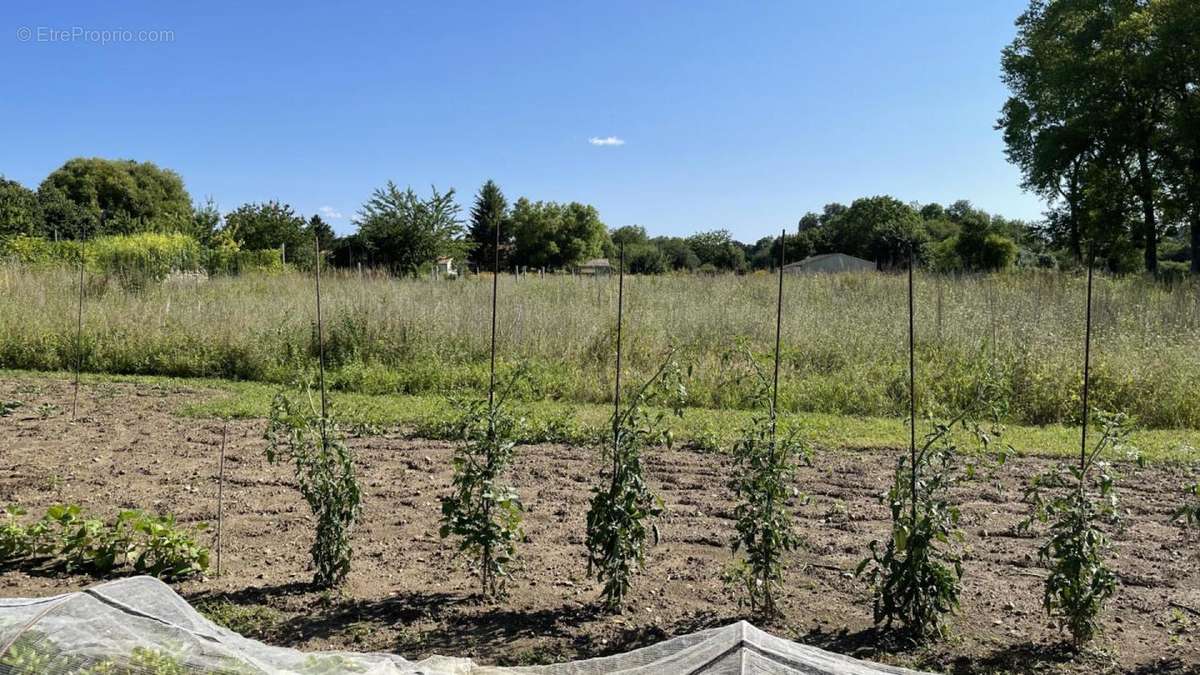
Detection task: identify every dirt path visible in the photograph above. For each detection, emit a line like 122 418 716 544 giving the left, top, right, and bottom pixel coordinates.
1 377 1198 673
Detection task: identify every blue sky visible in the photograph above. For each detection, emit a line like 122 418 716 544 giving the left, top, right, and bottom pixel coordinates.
1 1 1041 240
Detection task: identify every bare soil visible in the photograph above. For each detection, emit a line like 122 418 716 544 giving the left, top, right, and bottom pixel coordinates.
2 377 1199 674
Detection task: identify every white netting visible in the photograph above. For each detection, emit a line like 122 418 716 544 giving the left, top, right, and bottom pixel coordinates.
0 577 926 674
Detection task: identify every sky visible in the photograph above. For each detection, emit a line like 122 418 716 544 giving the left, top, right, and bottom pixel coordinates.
1 0 1043 240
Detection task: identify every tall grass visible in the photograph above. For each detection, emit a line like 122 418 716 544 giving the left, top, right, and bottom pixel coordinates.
1 264 1198 428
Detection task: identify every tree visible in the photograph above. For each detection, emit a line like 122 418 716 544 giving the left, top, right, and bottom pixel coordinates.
309 214 335 251
953 205 1019 271
467 180 510 271
686 230 748 272
355 182 465 276
1149 0 1200 272
823 196 924 267
651 236 700 271
509 198 608 269
0 178 39 239
36 158 192 238
187 197 221 247
999 0 1179 273
224 201 311 266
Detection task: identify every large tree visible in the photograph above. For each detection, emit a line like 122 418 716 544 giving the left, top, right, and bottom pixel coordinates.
36 158 192 238
999 0 1181 272
509 198 608 269
466 180 510 271
223 201 311 266
1149 0 1200 272
685 230 748 272
0 178 39 238
355 182 465 276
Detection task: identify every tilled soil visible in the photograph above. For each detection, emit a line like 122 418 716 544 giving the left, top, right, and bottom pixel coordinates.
1 377 1199 674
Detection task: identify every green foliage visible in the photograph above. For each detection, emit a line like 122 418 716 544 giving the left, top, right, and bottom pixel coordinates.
1173 480 1200 527
355 182 465 276
1021 412 1138 646
724 350 811 618
439 371 526 597
685 230 748 273
265 381 362 588
0 177 39 238
0 503 208 580
857 383 1009 640
585 353 687 610
1 232 207 289
509 198 608 270
223 201 311 267
467 180 510 271
36 158 193 238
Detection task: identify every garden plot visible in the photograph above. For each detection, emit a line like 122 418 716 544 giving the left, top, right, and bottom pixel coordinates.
1 377 1199 673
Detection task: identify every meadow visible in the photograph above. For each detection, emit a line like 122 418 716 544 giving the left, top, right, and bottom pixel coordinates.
2 263 1199 429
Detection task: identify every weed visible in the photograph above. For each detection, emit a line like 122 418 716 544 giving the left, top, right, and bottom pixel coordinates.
265 378 362 588
198 599 282 639
0 399 22 416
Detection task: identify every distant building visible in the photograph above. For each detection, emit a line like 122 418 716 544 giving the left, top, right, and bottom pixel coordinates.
434 256 456 278
578 258 613 275
783 253 876 274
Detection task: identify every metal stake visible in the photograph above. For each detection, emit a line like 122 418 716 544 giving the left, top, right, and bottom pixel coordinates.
216 421 227 577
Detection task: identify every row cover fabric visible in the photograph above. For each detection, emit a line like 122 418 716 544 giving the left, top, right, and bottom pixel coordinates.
0 576 928 674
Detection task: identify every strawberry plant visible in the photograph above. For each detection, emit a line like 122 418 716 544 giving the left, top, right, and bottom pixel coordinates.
439 369 526 598
1021 411 1137 646
265 380 362 588
585 352 686 610
857 386 1008 640
725 350 810 619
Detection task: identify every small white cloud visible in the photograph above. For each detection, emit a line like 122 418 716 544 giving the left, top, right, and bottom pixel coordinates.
318 206 344 220
589 136 626 146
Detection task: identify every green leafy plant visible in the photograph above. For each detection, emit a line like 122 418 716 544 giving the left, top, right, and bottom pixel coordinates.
1173 479 1200 528
1021 411 1137 646
1 504 208 580
132 512 211 579
265 380 362 588
0 399 22 416
439 369 526 597
857 383 1009 640
585 352 687 610
724 350 810 619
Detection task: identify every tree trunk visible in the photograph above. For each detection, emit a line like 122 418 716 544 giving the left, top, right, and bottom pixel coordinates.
1191 206 1200 274
1137 144 1158 273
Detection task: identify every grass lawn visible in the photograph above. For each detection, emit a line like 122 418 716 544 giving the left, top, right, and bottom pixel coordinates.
4 368 1198 463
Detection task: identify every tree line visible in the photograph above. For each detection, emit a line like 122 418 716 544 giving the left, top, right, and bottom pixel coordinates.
0 158 1061 276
